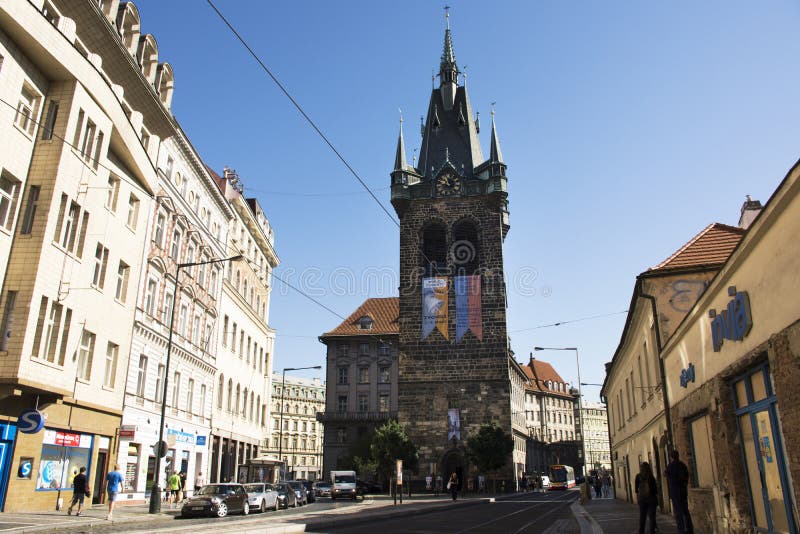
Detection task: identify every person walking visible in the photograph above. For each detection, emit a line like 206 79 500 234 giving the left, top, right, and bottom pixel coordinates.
594 475 603 498
635 462 658 534
447 472 459 501
105 464 124 521
167 470 181 508
665 450 695 533
67 467 89 516
195 471 205 495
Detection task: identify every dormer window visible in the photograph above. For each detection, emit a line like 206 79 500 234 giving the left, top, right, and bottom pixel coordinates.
359 316 373 330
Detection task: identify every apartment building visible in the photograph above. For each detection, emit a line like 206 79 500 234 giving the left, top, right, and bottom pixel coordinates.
209 167 278 484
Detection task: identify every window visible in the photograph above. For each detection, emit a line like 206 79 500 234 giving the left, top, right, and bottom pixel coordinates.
337 366 348 385
185 244 195 275
379 343 390 356
358 366 369 384
359 343 369 355
32 296 70 365
172 372 181 408
15 84 41 136
80 119 96 163
103 342 118 388
217 374 224 409
163 291 173 325
379 366 390 383
337 427 346 444
92 243 108 289
154 212 165 246
76 329 96 380
199 384 206 417
144 279 157 316
115 261 129 302
178 304 187 336
41 100 58 140
155 364 165 402
338 345 348 358
0 173 20 231
231 322 237 352
337 395 347 413
358 394 368 413
54 197 80 253
0 291 17 352
135 355 147 397
209 269 217 295
165 156 174 179
359 316 373 330
187 379 195 414
19 185 40 235
106 176 120 211
170 228 181 260
192 313 200 345
126 195 139 229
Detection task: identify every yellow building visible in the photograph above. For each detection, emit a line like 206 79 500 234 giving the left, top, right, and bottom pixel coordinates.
662 165 800 532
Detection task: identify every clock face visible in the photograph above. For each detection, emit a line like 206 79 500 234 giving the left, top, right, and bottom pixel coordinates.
436 170 462 196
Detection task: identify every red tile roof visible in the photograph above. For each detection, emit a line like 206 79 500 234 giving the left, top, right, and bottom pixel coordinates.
322 297 399 337
522 359 575 398
650 223 745 271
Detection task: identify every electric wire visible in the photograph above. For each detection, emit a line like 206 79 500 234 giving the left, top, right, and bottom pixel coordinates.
508 310 628 333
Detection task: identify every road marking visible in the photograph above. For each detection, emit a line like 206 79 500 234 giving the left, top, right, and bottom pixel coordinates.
454 493 577 533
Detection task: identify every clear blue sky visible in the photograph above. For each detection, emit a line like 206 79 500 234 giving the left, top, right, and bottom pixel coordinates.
134 1 800 399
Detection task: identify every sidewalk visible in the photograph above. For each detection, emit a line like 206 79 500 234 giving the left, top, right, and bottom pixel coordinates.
576 495 680 534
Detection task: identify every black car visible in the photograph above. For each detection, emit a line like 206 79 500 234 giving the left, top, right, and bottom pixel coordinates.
357 480 383 494
287 480 308 505
275 482 298 509
298 480 316 503
180 483 250 518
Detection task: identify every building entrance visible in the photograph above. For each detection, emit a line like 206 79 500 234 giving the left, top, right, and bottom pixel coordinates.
734 364 797 534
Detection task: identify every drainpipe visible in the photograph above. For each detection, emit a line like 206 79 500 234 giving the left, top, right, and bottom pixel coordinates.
636 278 674 453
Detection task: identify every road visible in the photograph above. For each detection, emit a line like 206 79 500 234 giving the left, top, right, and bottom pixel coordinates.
322 490 579 534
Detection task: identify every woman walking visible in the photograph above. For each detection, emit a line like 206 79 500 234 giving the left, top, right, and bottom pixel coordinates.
635 462 658 534
447 472 459 501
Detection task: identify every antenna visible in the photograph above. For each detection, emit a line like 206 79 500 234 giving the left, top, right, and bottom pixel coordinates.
444 5 451 29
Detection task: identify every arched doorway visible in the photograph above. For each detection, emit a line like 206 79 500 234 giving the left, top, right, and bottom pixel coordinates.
441 448 465 491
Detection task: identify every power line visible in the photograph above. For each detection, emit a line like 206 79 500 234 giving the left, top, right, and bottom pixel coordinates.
205 0 400 228
508 310 629 333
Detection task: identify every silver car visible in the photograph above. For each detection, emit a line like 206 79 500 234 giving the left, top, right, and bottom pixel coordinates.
243 483 279 513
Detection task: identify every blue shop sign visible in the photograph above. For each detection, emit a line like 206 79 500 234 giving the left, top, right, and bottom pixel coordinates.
196 435 207 446
709 286 753 352
680 363 696 388
18 409 45 434
167 429 195 444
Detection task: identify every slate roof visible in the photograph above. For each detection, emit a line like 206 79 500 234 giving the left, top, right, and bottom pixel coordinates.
650 223 746 272
322 297 399 337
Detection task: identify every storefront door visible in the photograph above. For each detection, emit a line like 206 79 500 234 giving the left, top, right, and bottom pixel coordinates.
0 423 17 511
734 365 797 534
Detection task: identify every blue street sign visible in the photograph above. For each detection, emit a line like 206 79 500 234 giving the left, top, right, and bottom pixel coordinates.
196 435 207 446
17 409 45 434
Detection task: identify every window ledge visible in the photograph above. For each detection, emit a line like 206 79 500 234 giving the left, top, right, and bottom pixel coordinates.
13 123 35 140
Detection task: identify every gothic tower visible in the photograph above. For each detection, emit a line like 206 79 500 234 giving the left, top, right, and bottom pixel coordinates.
390 14 512 481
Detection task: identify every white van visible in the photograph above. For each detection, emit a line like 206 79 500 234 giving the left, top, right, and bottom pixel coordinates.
330 470 359 500
540 475 551 490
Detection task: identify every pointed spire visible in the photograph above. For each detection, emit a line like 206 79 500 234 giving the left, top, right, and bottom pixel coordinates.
394 113 408 171
489 105 504 163
440 7 457 78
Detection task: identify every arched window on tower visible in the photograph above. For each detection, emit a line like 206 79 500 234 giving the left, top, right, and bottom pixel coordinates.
452 219 479 275
420 222 447 276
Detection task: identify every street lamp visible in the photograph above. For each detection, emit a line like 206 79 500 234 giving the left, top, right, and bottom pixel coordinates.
148 254 242 514
278 366 321 481
533 347 587 479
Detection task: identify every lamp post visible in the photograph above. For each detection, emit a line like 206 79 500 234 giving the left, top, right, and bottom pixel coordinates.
148 254 242 514
278 366 321 482
533 347 587 479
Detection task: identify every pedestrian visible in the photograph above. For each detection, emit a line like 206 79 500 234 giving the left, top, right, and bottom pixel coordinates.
665 450 695 534
447 472 459 501
67 466 89 516
594 475 602 498
105 464 124 521
519 475 526 493
168 470 181 508
178 471 187 502
195 471 205 495
602 473 611 497
635 461 658 534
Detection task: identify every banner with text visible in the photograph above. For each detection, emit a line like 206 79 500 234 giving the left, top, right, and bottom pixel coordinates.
455 275 482 342
447 409 461 441
422 277 448 340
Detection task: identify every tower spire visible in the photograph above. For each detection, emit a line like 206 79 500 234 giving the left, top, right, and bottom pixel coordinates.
394 112 408 171
489 105 504 163
439 6 458 110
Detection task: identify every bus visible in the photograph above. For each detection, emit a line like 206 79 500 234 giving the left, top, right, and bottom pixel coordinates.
549 465 576 490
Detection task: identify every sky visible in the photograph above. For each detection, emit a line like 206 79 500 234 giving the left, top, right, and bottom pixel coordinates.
132 1 800 400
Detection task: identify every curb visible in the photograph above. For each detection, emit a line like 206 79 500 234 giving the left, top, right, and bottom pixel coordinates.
570 501 603 534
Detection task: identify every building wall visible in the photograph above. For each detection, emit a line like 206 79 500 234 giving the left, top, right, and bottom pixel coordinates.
582 402 611 471
662 170 800 533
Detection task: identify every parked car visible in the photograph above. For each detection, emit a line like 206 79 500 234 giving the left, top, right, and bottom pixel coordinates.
275 482 298 509
287 480 308 506
180 483 250 518
357 480 382 494
243 482 279 513
314 481 332 498
298 480 316 503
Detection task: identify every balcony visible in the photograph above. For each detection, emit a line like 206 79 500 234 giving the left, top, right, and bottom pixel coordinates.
316 411 397 423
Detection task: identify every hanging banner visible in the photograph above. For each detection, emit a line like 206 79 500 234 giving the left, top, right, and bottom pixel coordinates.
447 409 461 441
455 275 482 341
422 277 448 339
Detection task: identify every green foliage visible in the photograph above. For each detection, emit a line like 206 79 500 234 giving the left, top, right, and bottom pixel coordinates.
337 429 377 479
370 420 419 484
465 422 513 474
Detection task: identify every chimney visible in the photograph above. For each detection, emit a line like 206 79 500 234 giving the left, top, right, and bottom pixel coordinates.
529 352 535 368
738 195 763 230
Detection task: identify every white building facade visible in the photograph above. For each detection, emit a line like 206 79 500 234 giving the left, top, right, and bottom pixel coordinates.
582 401 611 472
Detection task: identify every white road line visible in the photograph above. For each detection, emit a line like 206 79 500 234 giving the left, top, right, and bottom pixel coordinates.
454 492 576 533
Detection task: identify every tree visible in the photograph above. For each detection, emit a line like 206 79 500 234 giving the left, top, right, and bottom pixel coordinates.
466 422 513 492
370 420 419 486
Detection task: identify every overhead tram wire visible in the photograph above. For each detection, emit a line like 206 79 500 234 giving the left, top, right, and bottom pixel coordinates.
508 310 629 333
205 0 399 228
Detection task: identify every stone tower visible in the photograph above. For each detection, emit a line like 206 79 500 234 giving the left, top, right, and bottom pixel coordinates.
390 14 513 482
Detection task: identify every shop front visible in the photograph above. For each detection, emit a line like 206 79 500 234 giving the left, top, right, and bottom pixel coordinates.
663 169 800 533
